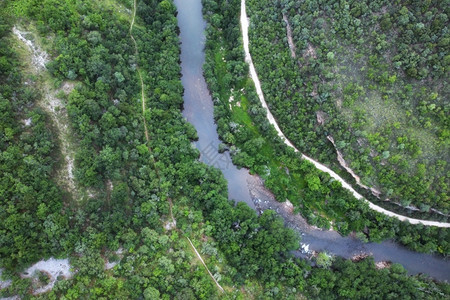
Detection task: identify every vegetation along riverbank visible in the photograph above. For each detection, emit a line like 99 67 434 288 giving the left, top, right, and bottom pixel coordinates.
0 0 448 298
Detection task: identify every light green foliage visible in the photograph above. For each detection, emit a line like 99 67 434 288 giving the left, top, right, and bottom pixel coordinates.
144 286 160 299
316 252 334 269
203 0 449 256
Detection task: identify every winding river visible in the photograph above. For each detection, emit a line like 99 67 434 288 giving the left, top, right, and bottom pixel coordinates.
174 0 450 281
174 0 255 209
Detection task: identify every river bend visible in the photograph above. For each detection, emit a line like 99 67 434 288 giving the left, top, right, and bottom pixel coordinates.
174 0 450 281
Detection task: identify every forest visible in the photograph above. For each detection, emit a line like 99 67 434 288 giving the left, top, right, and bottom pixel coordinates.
0 0 449 299
242 0 449 216
202 0 449 254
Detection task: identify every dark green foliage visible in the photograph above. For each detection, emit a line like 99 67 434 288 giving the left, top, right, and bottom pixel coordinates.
201 0 449 255
306 257 448 299
244 0 449 214
1 0 303 297
0 6 70 271
201 0 449 297
1 0 449 298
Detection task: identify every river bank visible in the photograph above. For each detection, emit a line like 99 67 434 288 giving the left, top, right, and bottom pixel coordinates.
246 175 450 280
179 0 450 280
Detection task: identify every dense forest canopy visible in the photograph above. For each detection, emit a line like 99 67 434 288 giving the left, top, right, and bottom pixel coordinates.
244 0 449 214
0 0 449 298
203 0 449 254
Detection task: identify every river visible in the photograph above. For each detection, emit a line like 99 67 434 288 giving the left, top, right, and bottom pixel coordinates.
174 0 255 209
173 0 450 281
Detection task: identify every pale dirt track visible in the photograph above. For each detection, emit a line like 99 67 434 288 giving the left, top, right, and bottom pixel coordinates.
240 0 450 228
129 0 224 292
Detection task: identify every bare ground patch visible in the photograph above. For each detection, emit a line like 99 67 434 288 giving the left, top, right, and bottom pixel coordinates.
12 25 80 200
22 258 72 295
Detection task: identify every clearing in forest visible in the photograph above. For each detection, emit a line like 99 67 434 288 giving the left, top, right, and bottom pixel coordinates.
12 24 81 201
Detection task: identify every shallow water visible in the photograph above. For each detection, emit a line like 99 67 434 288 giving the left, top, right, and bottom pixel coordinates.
173 0 450 281
175 0 255 209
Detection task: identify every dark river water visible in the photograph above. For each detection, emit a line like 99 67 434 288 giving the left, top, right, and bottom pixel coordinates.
174 0 450 281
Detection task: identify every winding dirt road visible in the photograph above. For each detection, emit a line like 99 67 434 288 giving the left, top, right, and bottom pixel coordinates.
240 0 450 228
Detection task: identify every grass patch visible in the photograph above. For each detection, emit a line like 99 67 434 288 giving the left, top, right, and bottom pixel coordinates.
210 44 318 217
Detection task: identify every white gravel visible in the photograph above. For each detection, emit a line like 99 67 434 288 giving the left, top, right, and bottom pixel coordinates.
12 27 48 71
22 258 72 295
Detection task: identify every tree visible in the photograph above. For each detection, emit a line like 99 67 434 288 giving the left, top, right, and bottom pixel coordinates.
143 286 160 299
316 252 333 268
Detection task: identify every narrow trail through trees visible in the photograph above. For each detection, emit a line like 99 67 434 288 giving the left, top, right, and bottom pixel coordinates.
186 237 225 293
281 12 448 219
240 0 450 228
129 0 150 144
129 0 224 292
282 13 296 59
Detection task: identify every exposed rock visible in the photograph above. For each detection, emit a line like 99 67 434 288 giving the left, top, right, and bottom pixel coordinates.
22 258 72 295
316 111 326 126
105 248 124 270
375 261 391 269
304 43 317 59
12 27 48 71
282 13 296 59
283 199 294 213
164 220 177 231
62 81 75 95
0 269 12 290
13 25 78 199
351 253 370 262
336 98 342 109
22 118 32 126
